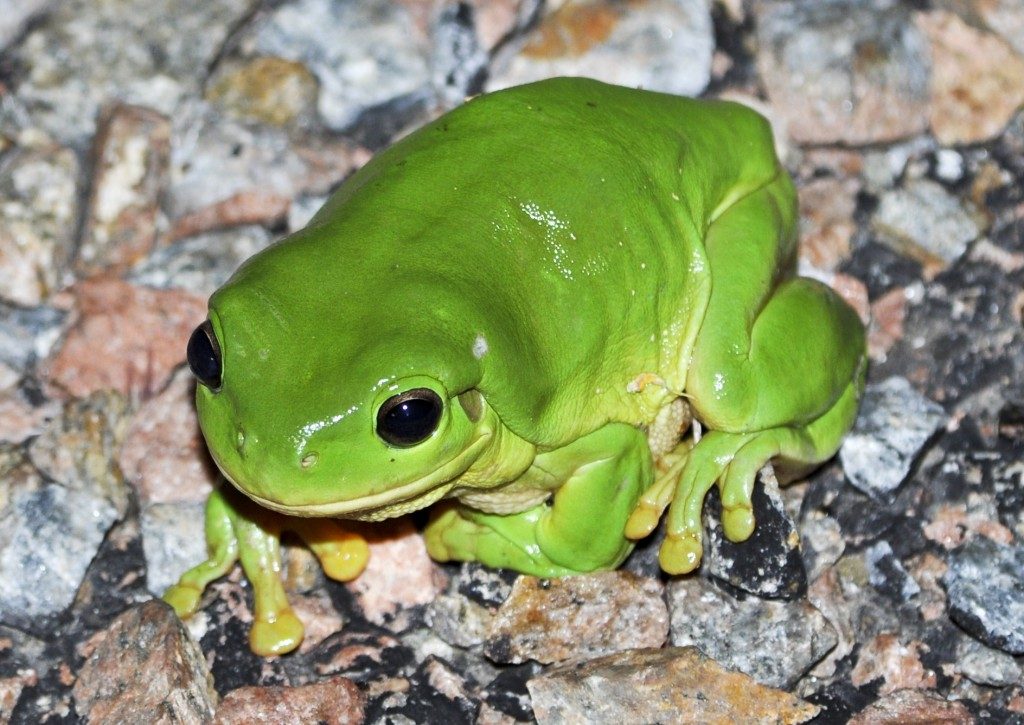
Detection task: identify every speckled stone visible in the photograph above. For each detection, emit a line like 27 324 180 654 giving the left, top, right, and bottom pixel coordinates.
206 56 320 128
0 300 65 378
139 501 208 598
944 536 1024 655
6 0 257 144
918 10 1024 146
847 688 974 725
77 104 170 276
40 279 206 399
839 377 946 501
216 676 364 724
754 0 930 145
871 179 981 274
850 633 937 694
72 600 216 723
864 540 920 603
957 638 1022 687
667 576 837 689
484 572 668 665
0 143 79 306
490 0 713 98
527 647 820 725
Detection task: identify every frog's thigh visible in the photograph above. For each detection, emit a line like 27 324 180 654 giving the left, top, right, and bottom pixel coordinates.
427 423 653 575
688 175 865 431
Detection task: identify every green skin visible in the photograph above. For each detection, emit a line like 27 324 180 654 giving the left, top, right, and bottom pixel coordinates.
164 77 866 655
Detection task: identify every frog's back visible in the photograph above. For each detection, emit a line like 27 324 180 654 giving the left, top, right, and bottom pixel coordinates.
237 78 788 445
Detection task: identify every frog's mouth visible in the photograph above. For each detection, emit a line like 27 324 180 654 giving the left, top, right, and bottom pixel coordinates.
221 432 492 521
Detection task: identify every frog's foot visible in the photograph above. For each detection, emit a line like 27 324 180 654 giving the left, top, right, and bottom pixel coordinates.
250 608 305 657
624 453 687 540
426 503 577 577
289 518 370 582
163 486 239 618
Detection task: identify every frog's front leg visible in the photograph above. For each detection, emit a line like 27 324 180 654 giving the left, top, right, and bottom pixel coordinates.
164 485 369 656
426 422 653 575
631 173 866 574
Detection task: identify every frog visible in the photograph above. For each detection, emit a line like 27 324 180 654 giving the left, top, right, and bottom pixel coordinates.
164 77 866 656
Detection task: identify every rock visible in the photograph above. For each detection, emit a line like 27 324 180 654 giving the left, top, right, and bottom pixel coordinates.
216 676 364 724
847 688 975 725
28 391 132 516
490 0 713 98
206 56 320 128
346 519 445 628
850 633 937 694
40 279 206 399
797 176 860 271
368 656 479 723
484 572 668 665
430 2 490 108
868 287 908 363
871 179 981 275
0 669 38 722
754 0 931 145
310 626 412 681
917 10 1024 146
703 468 807 600
0 385 57 445
864 540 920 603
0 0 48 50
166 194 289 243
943 536 1024 654
130 225 274 298
957 638 1022 687
139 501 208 598
119 366 216 506
666 577 837 688
800 510 846 582
0 300 65 376
0 143 79 306
72 600 216 723
839 377 946 501
527 646 820 724
77 104 171 276
426 592 495 649
0 472 120 627
973 0 1024 56
250 0 433 131
167 101 361 219
7 0 258 144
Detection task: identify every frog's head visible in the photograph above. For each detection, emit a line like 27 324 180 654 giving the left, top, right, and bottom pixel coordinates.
185 247 497 521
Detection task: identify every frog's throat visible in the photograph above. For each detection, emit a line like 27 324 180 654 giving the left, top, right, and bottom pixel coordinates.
226 432 494 520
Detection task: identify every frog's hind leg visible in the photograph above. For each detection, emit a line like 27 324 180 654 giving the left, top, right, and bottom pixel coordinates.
287 518 370 583
656 172 866 574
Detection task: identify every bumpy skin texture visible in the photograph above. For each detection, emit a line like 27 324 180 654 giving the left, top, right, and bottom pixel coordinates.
164 78 866 655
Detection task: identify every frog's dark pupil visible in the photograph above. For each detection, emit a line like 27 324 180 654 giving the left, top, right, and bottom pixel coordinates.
187 321 222 390
377 389 442 447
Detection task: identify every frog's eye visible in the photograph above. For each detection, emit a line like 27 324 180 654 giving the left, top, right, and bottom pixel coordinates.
376 388 443 447
187 320 222 391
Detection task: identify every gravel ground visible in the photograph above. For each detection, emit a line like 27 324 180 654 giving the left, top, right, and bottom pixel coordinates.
1 0 1023 722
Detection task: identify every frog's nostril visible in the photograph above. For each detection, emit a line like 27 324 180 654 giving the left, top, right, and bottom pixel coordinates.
301 452 318 470
236 428 245 452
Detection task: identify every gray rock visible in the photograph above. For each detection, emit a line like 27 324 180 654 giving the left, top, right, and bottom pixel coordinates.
0 0 50 51
865 540 920 603
489 0 713 98
431 3 489 107
667 577 838 688
957 638 1022 687
140 502 208 598
6 0 257 144
944 536 1024 655
129 225 273 297
426 593 495 649
0 301 65 375
872 179 981 270
754 0 930 145
0 475 119 624
839 377 946 501
252 0 433 131
0 144 80 307
800 510 846 582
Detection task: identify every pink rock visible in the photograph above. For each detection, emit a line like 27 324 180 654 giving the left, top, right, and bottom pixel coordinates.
849 688 975 724
41 279 206 399
215 676 364 725
346 519 446 625
851 633 937 694
119 367 217 505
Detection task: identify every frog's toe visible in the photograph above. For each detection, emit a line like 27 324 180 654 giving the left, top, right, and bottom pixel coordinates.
658 531 703 574
162 583 202 618
319 535 370 582
625 472 676 540
721 505 755 542
250 609 304 656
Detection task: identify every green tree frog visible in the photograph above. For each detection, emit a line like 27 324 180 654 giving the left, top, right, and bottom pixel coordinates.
164 77 866 655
